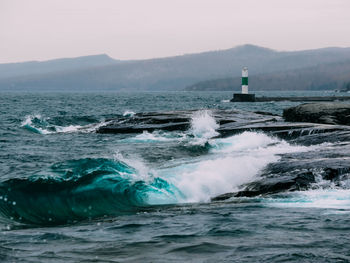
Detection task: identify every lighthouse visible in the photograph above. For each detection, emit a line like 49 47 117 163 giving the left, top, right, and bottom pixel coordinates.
242 67 248 94
231 66 255 102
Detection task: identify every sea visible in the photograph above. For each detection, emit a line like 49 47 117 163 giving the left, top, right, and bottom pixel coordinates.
1 90 350 262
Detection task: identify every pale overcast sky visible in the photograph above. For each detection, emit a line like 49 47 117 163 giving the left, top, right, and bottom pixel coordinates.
1 0 350 63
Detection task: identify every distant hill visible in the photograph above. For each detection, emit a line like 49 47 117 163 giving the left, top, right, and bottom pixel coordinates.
1 45 350 91
186 60 350 91
0 54 117 79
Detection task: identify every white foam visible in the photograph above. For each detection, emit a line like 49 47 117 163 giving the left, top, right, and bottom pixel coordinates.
21 114 52 134
123 110 136 117
113 151 154 182
121 110 220 145
211 131 276 153
189 110 219 145
162 132 315 203
21 115 109 134
170 154 279 203
126 131 184 143
111 131 324 205
21 114 39 127
55 125 84 133
212 131 312 154
265 189 350 210
113 151 180 204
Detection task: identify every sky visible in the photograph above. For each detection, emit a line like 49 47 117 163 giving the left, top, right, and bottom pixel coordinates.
1 0 350 63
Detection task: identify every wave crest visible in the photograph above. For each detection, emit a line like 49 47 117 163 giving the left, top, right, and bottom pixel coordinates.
0 158 181 225
190 110 219 145
21 114 107 134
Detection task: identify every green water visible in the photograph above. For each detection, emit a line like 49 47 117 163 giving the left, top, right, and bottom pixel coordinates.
0 91 350 262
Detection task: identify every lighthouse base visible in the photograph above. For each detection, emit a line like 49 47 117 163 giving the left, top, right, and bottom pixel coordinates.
231 93 256 102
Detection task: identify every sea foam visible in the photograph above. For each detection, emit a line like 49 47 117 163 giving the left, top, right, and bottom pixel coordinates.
165 132 313 203
114 111 317 204
21 114 108 134
123 110 136 117
264 189 350 210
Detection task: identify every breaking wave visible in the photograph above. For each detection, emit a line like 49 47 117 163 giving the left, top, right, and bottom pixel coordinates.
21 114 108 134
8 109 341 225
0 130 315 225
123 110 136 117
190 110 219 143
0 158 182 225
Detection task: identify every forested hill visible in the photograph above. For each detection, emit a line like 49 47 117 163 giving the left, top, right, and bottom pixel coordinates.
186 60 350 91
1 45 350 91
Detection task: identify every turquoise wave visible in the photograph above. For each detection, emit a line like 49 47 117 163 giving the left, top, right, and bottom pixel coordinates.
0 158 182 225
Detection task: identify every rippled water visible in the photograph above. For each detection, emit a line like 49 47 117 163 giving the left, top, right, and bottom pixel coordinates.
1 91 350 262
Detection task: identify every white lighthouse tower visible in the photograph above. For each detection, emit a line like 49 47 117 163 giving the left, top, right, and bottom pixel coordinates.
242 67 248 94
231 66 255 102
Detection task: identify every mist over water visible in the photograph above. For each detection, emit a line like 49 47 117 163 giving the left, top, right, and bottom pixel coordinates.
1 91 350 262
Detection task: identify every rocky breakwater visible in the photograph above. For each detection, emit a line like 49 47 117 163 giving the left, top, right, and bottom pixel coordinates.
97 110 284 134
97 107 350 142
214 102 350 201
283 102 350 125
96 105 350 201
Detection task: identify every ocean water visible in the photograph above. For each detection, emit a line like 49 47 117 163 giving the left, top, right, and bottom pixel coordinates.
1 90 350 262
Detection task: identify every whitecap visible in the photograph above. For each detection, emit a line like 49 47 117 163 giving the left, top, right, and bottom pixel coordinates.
21 114 109 134
160 132 316 203
263 189 350 210
189 110 219 145
123 110 136 117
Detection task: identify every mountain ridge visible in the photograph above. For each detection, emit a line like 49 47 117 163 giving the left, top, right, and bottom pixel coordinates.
1 44 350 91
0 54 118 79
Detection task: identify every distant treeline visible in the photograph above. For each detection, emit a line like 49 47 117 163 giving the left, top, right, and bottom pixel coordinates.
186 60 350 91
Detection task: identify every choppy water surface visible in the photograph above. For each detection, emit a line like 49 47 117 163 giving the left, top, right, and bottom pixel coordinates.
1 91 350 262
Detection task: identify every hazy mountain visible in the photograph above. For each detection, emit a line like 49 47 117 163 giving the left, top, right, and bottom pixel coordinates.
0 54 118 79
1 44 350 91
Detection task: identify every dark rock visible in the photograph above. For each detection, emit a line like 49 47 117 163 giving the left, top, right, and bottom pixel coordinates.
212 143 350 201
283 103 350 125
212 171 316 201
97 110 281 134
97 109 350 148
323 168 339 181
231 93 256 102
97 122 190 134
254 111 279 116
97 111 194 134
238 171 315 195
